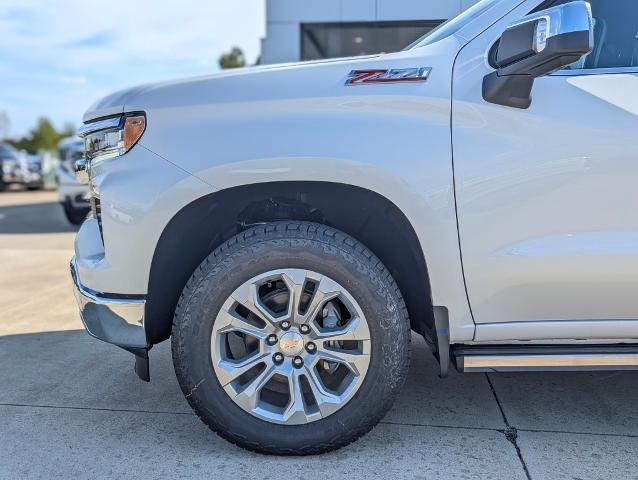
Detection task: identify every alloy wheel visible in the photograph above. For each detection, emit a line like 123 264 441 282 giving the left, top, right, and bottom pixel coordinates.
211 268 371 425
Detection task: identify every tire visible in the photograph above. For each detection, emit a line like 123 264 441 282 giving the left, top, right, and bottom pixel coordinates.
62 202 89 225
172 221 411 455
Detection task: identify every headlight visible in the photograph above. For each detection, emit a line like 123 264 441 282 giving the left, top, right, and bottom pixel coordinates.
77 113 146 164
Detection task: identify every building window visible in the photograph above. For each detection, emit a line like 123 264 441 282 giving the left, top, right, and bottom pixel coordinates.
300 21 444 61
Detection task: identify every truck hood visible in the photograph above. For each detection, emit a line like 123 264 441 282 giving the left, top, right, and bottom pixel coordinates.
83 55 383 123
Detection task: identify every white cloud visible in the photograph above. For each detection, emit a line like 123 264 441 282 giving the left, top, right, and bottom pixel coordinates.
0 0 266 137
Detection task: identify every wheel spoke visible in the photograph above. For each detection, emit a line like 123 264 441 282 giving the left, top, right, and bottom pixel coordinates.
282 370 310 424
230 281 281 328
302 277 341 323
310 316 371 343
315 345 369 377
233 362 277 410
278 270 343 325
297 275 341 325
279 270 306 322
216 306 272 340
303 364 342 418
216 351 270 387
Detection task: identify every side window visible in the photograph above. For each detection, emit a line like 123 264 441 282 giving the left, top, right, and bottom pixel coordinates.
541 0 638 70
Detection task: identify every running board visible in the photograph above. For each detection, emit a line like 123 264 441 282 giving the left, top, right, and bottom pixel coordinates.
453 344 638 372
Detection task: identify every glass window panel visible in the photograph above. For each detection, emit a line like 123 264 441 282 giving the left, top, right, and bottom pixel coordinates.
301 21 443 61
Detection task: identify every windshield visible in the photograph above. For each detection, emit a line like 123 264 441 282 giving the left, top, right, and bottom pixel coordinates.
407 0 509 49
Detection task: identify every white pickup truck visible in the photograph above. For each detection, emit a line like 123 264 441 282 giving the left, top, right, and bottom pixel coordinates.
71 0 638 454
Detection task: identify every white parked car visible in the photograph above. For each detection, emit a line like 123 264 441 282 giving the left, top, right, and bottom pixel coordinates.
71 0 638 454
57 138 90 224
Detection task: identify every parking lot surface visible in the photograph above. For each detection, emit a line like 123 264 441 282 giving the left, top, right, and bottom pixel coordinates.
1 191 637 479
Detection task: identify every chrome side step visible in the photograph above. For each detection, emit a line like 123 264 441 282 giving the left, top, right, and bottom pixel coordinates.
453 344 638 372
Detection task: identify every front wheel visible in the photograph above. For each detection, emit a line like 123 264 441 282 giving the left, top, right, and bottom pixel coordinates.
62 201 89 225
172 221 410 455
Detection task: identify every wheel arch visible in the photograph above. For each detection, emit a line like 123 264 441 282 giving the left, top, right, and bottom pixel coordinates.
145 181 434 345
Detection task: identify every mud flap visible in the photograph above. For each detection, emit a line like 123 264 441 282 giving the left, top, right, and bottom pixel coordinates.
433 306 451 378
134 351 150 382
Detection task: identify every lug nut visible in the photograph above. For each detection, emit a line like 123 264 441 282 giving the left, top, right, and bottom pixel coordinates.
273 352 284 364
280 320 291 330
292 356 304 368
266 334 278 346
305 342 316 354
299 324 311 334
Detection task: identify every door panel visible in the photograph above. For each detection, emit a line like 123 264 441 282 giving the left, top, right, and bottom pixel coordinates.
452 1 638 333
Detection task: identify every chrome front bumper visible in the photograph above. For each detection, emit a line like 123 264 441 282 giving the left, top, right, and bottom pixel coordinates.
70 258 148 353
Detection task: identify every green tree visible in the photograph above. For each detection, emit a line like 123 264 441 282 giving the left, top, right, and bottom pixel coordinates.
28 117 60 151
218 46 246 69
10 117 74 153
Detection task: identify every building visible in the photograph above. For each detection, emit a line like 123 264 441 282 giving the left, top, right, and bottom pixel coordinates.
260 0 481 65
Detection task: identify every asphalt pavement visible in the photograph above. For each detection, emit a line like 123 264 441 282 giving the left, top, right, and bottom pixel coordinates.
1 190 636 479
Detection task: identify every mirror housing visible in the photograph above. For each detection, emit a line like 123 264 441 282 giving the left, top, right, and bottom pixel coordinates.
483 1 593 109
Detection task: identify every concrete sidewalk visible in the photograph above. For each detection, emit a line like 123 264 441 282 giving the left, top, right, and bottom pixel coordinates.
1 191 637 479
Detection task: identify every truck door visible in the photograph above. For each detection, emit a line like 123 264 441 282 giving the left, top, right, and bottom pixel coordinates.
452 0 638 340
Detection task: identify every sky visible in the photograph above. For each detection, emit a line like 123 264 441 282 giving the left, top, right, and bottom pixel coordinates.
0 1 266 138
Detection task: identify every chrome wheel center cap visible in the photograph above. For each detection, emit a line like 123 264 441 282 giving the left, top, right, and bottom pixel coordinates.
279 331 304 357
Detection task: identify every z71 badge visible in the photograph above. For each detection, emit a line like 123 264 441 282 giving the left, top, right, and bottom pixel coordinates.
345 67 431 85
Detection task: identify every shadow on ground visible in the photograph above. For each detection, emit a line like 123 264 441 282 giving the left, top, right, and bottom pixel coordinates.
0 200 77 234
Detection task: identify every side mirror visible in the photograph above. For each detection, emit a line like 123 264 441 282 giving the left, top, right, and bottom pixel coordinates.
483 1 593 109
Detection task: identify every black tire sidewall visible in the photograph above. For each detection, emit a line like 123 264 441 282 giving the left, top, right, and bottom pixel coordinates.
63 202 88 225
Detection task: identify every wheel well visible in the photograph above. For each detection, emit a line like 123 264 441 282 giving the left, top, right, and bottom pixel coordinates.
145 181 434 345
